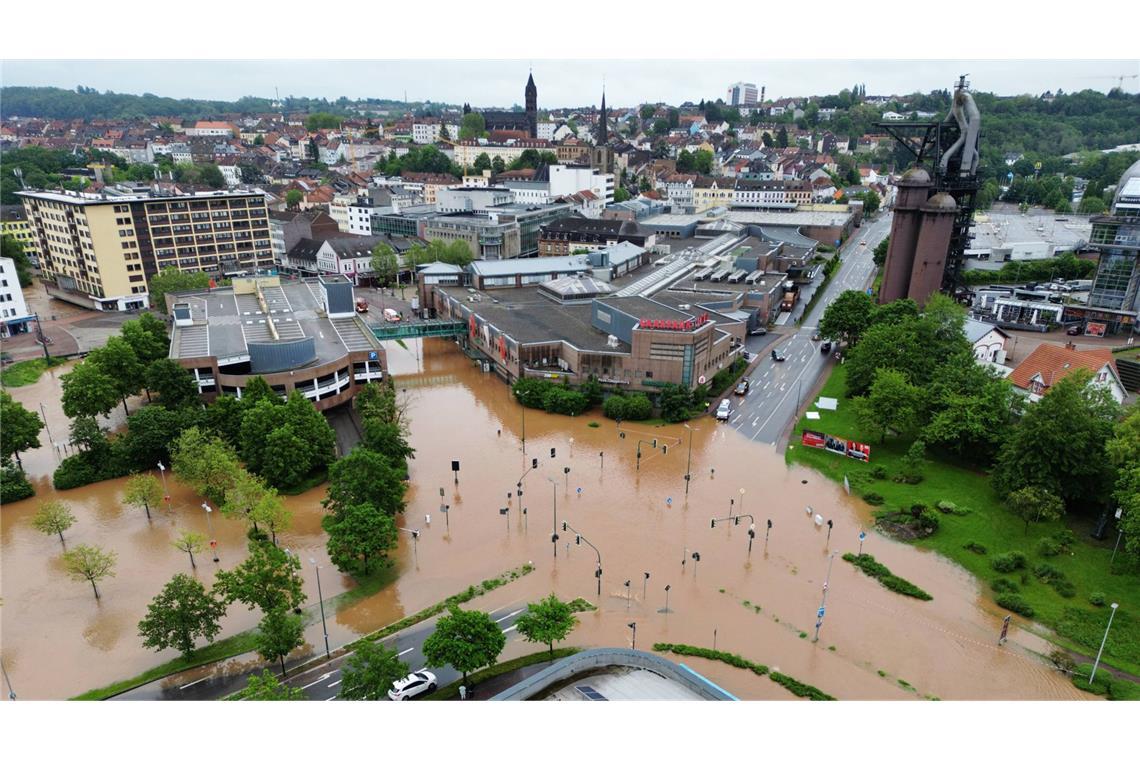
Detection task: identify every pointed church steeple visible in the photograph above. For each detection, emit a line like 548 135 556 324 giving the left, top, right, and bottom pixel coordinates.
525 71 538 138
597 88 609 143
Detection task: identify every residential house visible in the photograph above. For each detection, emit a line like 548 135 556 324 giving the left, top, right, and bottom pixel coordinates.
1007 343 1126 403
963 318 1010 364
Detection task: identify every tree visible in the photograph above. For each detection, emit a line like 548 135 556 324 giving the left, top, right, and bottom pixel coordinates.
87 337 144 416
324 447 407 518
818 290 874 347
472 153 492 173
640 104 657 120
693 149 714 175
215 538 306 614
31 499 76 545
121 313 169 363
323 501 397 576
62 544 117 599
170 427 241 506
855 190 881 214
172 530 207 569
234 670 305 700
69 415 107 453
652 118 670 136
145 359 200 409
198 163 225 189
659 384 693 423
60 359 120 419
339 640 410 700
855 368 923 443
256 606 306 677
613 187 631 202
371 243 399 287
491 156 506 174
305 112 342 131
777 126 789 148
249 486 292 545
515 594 577 658
285 189 303 209
147 269 211 314
422 605 506 687
124 473 164 521
1006 486 1066 535
1078 196 1107 214
137 573 226 657
872 235 890 267
922 360 1021 463
459 112 486 141
993 370 1119 509
0 391 43 468
1 235 34 287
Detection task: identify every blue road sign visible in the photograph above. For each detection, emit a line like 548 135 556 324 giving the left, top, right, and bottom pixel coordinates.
817 607 826 618
859 531 866 542
369 351 378 360
576 487 583 495
666 497 673 506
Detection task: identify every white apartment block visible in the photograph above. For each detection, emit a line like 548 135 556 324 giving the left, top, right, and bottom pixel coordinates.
412 123 442 144
0 257 31 338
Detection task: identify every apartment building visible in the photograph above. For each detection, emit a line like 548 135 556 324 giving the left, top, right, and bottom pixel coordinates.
0 256 32 337
1 205 42 268
18 188 273 311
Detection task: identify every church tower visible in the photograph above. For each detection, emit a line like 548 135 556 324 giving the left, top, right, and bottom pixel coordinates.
525 72 538 138
597 89 609 143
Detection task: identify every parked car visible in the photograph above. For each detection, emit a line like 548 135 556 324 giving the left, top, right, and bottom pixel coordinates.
1066 324 1082 335
821 341 832 354
735 379 750 395
771 349 786 362
749 326 768 336
811 332 821 341
716 399 732 421
387 670 438 700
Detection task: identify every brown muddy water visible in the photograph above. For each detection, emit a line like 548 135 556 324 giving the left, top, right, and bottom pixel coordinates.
1 338 1090 700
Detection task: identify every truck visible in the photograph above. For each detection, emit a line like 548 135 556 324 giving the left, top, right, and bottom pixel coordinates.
780 282 800 312
355 298 369 313
383 308 401 323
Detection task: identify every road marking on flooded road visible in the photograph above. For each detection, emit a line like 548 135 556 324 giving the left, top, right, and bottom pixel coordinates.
302 673 332 690
325 695 337 701
494 609 523 623
327 679 342 688
179 677 208 689
503 625 518 634
397 647 415 657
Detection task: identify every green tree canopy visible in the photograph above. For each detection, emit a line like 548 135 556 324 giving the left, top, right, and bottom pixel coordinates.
285 189 303 209
515 594 578 657
137 573 226 657
87 336 144 416
31 499 76 545
324 446 407 518
60 359 120 420
147 269 211 313
172 530 207 570
305 112 343 131
371 243 399 287
855 368 924 443
215 538 306 614
170 426 241 506
234 670 305 700
422 605 506 686
121 313 170 363
62 543 117 599
1 235 34 287
818 290 875 346
0 391 44 467
145 359 200 410
255 606 306 677
124 473 164 521
1005 486 1067 535
322 500 397 576
339 640 410 700
459 112 487 141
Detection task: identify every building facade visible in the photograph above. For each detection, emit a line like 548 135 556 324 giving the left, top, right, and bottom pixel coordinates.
18 188 273 311
0 256 32 337
1082 161 1140 334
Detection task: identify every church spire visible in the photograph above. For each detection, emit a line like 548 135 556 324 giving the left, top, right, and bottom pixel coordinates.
597 87 608 143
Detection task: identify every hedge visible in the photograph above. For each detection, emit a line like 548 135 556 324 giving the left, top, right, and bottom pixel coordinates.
842 552 933 601
652 642 835 700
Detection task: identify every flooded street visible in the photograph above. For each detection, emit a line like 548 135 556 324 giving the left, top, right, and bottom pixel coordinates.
1 337 1089 700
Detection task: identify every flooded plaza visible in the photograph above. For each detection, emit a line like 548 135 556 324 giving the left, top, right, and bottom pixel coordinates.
0 337 1090 700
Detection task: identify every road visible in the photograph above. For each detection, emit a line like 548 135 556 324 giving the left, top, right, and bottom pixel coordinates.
723 213 891 446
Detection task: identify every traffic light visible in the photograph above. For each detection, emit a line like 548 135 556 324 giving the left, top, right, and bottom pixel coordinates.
550 447 556 458
411 530 420 539
576 535 582 545
652 439 657 448
532 458 538 469
595 566 602 578
620 431 626 439
562 521 568 531
710 519 716 529
551 532 558 543
563 466 570 475
499 507 508 515
767 519 773 529
734 516 741 526
662 445 667 454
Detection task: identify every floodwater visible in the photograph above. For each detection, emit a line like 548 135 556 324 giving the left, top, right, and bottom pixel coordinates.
1 338 1091 700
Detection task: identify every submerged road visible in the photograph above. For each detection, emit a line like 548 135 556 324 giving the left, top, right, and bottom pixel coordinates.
725 213 891 446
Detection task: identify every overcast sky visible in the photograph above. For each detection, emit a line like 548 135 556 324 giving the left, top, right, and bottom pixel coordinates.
3 60 1138 108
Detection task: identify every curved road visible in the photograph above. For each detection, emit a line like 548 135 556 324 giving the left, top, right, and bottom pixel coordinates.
723 213 891 446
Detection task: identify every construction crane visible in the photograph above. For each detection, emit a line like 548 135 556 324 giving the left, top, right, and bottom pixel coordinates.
1083 73 1139 90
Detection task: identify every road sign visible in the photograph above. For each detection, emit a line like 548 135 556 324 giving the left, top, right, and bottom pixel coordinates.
999 614 1011 645
859 531 866 542
817 606 826 618
1034 161 1042 170
866 287 873 295
666 497 673 506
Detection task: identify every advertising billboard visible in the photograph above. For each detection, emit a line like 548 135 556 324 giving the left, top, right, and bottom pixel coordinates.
1085 321 1106 337
801 430 871 462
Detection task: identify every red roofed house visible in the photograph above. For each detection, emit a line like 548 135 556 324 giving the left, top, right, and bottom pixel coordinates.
1007 343 1126 403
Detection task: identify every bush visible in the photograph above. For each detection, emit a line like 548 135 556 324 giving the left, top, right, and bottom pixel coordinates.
1 461 35 503
602 393 653 421
871 465 887 480
936 500 971 516
963 541 988 555
1037 538 1063 557
1052 529 1077 549
1089 592 1107 607
1053 578 1076 598
1033 562 1064 582
512 377 551 409
52 444 131 490
1072 664 1113 696
996 593 1035 618
991 551 1028 573
863 492 884 506
991 578 1019 594
843 553 932 601
542 386 589 416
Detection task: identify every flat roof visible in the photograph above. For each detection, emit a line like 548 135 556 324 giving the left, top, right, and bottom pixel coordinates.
170 279 379 364
970 209 1089 252
17 188 264 206
440 285 626 352
470 255 591 276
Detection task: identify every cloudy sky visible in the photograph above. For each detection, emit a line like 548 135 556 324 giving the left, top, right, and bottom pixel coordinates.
3 60 1138 108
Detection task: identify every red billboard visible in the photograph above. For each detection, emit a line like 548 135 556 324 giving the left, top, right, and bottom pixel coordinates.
801 430 871 462
1085 322 1106 337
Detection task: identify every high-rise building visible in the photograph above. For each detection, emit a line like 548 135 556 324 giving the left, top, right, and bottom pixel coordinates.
1082 159 1140 334
0 255 32 337
726 82 759 107
18 188 273 311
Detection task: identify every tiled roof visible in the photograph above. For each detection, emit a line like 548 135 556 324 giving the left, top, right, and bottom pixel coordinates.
1007 344 1118 394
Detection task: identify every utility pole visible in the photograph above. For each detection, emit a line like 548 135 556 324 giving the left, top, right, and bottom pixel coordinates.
813 552 838 642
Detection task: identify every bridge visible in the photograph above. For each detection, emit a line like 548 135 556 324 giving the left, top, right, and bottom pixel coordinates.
370 319 465 341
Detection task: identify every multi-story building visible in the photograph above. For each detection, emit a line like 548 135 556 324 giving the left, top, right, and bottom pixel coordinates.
1073 159 1140 335
269 208 340 265
0 256 32 337
411 121 442 144
727 82 759 107
18 188 273 311
452 139 554 168
2 205 42 269
538 217 654 257
185 121 236 137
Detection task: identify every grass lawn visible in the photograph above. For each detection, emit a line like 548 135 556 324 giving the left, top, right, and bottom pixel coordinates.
424 647 581 701
0 356 66 387
787 364 1140 676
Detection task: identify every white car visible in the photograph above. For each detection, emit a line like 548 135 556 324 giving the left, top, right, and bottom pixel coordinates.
387 669 438 700
715 399 731 421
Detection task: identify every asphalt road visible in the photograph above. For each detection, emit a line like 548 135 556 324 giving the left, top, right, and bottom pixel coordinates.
276 600 530 701
720 213 891 446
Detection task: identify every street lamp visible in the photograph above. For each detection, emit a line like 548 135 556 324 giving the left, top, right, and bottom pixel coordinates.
624 579 632 610
643 571 650 601
309 558 330 659
628 622 637 650
661 584 671 614
1090 602 1120 685
398 528 420 563
157 461 171 507
1 659 16 701
201 502 219 562
691 551 701 580
546 476 559 558
441 503 450 532
765 519 773 550
683 424 694 494
826 519 834 545
813 551 838 643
